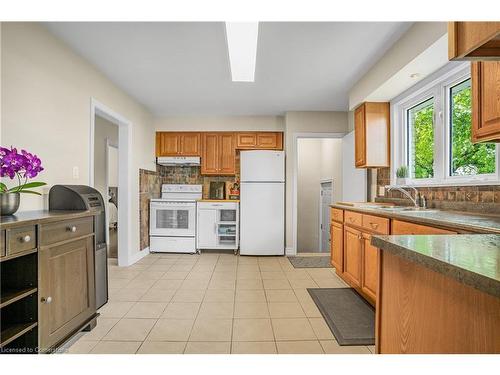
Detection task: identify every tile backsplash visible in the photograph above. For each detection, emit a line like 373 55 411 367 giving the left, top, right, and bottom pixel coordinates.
139 158 240 250
376 167 500 214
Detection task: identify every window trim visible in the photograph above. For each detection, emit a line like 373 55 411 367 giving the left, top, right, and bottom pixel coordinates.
391 62 500 187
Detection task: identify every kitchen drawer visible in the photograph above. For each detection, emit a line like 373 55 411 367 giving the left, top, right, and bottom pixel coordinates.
344 210 362 227
7 225 37 255
0 230 5 257
392 220 456 235
331 208 344 223
362 214 390 234
40 216 93 246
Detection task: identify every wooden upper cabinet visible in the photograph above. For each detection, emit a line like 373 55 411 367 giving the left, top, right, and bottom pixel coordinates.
236 133 257 148
354 102 390 168
448 22 500 60
218 133 236 174
236 132 283 150
201 133 219 174
201 133 236 175
155 132 201 156
472 61 500 143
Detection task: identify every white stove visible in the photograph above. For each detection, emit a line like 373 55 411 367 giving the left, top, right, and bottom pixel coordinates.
149 184 202 253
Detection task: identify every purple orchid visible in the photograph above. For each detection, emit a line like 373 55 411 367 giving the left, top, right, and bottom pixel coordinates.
0 146 46 195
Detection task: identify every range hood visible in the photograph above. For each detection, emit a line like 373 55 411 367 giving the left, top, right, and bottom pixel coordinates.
157 156 201 166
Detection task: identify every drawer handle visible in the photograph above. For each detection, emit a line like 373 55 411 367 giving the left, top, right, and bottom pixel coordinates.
20 235 31 243
67 226 77 233
41 296 52 304
369 222 379 229
349 217 356 223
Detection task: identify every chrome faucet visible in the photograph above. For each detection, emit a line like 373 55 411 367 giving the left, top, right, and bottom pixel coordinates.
387 186 419 208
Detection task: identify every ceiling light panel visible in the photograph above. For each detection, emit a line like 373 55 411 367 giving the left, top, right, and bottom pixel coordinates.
225 22 259 82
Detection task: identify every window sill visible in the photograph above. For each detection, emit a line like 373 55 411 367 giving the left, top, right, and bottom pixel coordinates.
386 180 500 189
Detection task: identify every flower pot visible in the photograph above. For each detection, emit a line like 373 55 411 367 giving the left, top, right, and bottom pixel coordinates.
0 192 20 216
396 177 408 186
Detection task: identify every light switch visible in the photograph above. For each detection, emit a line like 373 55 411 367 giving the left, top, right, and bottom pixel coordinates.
72 166 79 179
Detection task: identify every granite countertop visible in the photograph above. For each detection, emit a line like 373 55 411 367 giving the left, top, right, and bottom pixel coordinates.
371 234 500 298
0 210 96 229
331 202 500 234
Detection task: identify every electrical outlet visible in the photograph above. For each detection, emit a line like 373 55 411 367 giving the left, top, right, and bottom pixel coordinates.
72 166 79 179
378 186 385 196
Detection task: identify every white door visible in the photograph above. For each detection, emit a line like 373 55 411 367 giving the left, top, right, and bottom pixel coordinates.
240 151 285 182
240 182 284 255
197 209 217 248
320 181 333 253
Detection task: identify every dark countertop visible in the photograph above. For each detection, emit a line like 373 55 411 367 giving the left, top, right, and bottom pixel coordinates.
371 234 500 298
331 203 500 234
1 210 96 229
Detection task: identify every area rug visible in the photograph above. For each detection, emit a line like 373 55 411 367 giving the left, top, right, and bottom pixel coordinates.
287 256 332 268
307 288 375 345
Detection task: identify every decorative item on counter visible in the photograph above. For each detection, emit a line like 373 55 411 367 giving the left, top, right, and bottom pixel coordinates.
395 166 409 186
228 179 240 200
0 146 46 215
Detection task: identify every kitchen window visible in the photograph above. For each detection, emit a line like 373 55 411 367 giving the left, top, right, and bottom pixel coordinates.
392 63 499 186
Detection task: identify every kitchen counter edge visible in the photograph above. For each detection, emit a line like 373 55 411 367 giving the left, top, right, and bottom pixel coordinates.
1 210 97 229
371 234 500 298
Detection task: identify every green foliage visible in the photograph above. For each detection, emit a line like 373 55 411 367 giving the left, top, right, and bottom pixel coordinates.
396 166 409 178
451 83 495 176
410 100 434 179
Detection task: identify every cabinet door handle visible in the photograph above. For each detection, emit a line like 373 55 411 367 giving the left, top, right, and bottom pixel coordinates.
21 235 31 243
67 226 77 232
41 296 52 304
349 217 355 223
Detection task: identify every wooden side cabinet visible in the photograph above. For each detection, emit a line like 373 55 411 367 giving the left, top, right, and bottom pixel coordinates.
354 102 390 168
155 132 201 157
361 233 378 303
201 133 236 175
448 22 500 60
472 61 500 143
39 236 95 351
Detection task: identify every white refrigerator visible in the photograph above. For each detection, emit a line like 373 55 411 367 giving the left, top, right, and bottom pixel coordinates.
240 150 285 256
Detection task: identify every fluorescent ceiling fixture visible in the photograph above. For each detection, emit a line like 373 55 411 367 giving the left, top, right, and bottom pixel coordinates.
225 22 259 82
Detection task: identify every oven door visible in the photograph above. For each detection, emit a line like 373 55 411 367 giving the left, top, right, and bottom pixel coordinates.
150 201 196 237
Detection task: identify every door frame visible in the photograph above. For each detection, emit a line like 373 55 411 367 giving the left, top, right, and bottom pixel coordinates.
318 179 333 253
292 132 345 256
90 98 132 267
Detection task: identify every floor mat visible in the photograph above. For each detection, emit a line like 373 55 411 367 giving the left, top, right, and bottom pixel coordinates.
287 256 332 268
307 288 375 345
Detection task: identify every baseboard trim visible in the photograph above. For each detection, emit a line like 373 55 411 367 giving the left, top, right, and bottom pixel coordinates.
128 247 150 266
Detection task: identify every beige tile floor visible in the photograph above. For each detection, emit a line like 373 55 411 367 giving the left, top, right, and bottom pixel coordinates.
64 252 374 354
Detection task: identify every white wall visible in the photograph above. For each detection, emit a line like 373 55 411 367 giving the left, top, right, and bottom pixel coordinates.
348 22 447 109
297 138 342 252
155 115 284 132
1 23 155 264
284 111 348 251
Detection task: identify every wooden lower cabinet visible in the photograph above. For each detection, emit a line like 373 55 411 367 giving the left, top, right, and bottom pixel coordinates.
361 233 378 303
330 222 343 272
343 226 362 287
39 236 95 351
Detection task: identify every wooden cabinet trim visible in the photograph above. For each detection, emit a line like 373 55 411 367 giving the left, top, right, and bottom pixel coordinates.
472 61 500 143
449 22 500 60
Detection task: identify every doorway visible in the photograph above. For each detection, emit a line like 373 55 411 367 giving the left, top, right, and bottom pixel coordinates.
296 137 343 253
319 180 333 253
93 115 119 259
